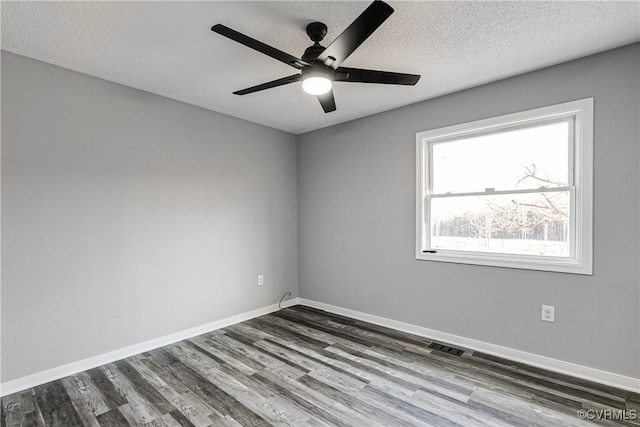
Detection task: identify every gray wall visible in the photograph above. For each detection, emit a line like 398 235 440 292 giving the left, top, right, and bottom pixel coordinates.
298 43 640 378
1 51 298 382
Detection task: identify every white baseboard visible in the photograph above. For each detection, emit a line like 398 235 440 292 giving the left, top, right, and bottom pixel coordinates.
298 298 640 394
0 297 300 397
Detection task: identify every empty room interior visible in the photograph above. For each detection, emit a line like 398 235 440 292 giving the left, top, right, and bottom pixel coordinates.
1 1 640 426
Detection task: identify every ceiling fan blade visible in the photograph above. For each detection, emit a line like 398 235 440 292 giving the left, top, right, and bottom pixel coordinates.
212 24 309 69
315 1 394 69
317 90 336 113
233 74 301 95
335 67 420 85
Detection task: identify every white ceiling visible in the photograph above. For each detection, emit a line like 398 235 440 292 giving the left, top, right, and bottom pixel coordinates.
2 1 639 134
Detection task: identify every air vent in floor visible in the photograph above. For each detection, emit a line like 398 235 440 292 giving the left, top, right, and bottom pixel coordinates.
428 343 465 356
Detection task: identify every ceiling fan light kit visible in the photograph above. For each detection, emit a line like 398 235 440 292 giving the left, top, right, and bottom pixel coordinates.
301 69 333 95
211 0 420 113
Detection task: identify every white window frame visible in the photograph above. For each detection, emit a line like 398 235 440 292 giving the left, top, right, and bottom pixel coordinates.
415 98 593 274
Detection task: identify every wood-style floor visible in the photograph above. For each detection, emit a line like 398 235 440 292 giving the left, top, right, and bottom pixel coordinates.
2 305 638 426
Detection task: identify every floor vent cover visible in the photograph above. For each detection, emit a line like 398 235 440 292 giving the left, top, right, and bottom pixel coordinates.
428 343 465 356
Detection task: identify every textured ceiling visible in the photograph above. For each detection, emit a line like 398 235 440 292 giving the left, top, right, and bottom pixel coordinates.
2 1 639 134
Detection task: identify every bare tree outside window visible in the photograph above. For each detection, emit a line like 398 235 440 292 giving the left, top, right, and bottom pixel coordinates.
449 163 570 249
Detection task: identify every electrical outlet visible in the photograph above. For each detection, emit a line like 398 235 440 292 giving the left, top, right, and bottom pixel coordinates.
258 275 264 286
541 305 555 323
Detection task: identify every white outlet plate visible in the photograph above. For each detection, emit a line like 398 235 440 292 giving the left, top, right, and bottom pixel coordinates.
258 275 264 286
541 305 555 322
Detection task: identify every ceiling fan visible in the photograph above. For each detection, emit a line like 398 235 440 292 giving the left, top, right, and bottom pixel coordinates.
211 0 420 113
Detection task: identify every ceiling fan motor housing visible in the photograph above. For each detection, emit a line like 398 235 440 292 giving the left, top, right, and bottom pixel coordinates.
302 45 326 62
302 22 329 62
306 22 327 43
301 65 334 82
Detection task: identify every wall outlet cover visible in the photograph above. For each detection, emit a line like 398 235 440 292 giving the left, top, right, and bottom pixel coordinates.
541 305 555 323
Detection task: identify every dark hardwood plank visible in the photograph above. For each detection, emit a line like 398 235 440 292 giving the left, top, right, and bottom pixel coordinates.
250 372 352 427
167 341 311 426
188 336 256 376
298 374 419 427
290 306 359 326
127 356 217 426
209 362 328 425
468 387 585 427
145 412 184 426
465 398 545 427
60 374 106 427
361 385 461 426
272 310 387 350
274 308 431 356
95 408 130 426
320 344 425 392
152 351 271 427
85 367 128 409
103 364 162 425
223 330 313 372
2 389 45 427
288 305 439 351
182 340 227 365
410 387 515 426
250 315 336 351
255 339 370 394
33 381 83 427
113 360 175 414
464 352 628 408
473 351 639 400
225 322 275 343
250 369 376 427
205 332 307 380
262 337 371 384
168 409 195 427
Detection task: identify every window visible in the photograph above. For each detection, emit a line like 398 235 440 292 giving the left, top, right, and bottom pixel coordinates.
416 98 593 274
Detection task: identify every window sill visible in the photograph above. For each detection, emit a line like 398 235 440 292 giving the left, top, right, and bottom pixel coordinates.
416 251 592 275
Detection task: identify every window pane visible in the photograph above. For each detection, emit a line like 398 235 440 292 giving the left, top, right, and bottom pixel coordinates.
430 191 570 257
431 122 569 194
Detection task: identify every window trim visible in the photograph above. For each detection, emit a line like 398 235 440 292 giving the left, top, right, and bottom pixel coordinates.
415 98 593 274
